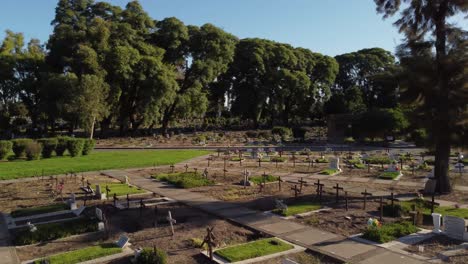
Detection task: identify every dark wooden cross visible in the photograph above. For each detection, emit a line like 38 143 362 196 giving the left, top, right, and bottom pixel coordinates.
386 192 399 217
113 193 118 207
345 191 349 211
201 227 216 260
184 164 189 172
258 158 262 167
207 157 211 167
314 180 323 197
333 183 343 203
139 198 145 216
278 176 282 191
170 164 175 173
429 192 439 214
379 196 384 221
223 157 228 171
126 194 130 209
81 175 85 186
298 177 307 193
409 204 421 226
291 185 299 198
105 185 111 200
361 189 372 210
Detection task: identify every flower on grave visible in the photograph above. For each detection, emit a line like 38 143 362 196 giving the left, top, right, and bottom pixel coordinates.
367 218 381 228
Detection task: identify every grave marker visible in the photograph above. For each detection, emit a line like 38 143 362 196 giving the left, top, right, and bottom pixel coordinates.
333 183 343 203
167 211 176 236
361 189 372 210
201 227 216 260
329 157 342 172
443 216 466 240
291 185 299 198
95 207 103 221
298 177 307 193
116 234 130 248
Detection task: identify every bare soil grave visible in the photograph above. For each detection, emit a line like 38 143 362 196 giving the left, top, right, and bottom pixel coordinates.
405 235 467 263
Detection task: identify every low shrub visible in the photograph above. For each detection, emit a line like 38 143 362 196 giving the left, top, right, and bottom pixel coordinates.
82 139 95 155
37 138 58 158
55 137 70 156
13 218 98 245
25 141 42 160
410 128 428 147
249 174 278 184
67 138 85 157
363 156 392 165
379 171 400 180
0 140 12 160
362 221 418 243
230 157 244 162
188 238 207 249
136 247 167 264
271 126 292 141
315 158 328 163
320 169 339 175
12 138 33 159
271 156 287 163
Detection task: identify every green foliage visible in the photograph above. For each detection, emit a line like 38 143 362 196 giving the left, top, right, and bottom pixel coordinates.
0 150 211 180
249 174 278 184
10 203 69 218
136 248 168 264
410 128 428 147
13 218 98 245
82 139 95 155
271 156 287 163
357 108 409 137
35 244 121 264
384 199 468 219
320 169 340 175
189 238 207 249
104 183 146 197
24 141 42 160
272 201 321 216
215 238 293 262
12 138 33 159
37 138 58 158
271 126 292 140
363 156 392 165
67 138 85 157
55 137 70 156
0 140 12 160
315 158 328 163
362 222 418 243
154 172 214 188
230 157 244 162
379 171 400 180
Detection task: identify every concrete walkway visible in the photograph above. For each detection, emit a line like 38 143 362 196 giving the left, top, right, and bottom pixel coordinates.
103 169 427 263
0 214 20 264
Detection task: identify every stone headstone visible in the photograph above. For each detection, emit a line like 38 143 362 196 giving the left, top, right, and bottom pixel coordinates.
98 222 105 231
95 207 103 221
454 163 465 172
423 179 437 194
329 157 342 172
431 213 442 234
116 234 130 248
443 215 466 240
275 199 288 211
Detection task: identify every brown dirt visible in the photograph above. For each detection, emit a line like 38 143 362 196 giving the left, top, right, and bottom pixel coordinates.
405 235 467 263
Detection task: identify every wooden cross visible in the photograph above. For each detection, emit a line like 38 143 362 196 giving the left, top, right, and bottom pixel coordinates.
113 193 118 207
184 164 189 172
408 204 421 226
201 227 216 260
170 164 175 173
290 185 299 198
314 180 323 198
106 185 111 200
243 169 249 189
258 158 262 167
429 192 439 214
81 175 85 186
167 210 176 236
361 189 372 210
126 194 130 209
278 176 282 191
223 157 228 171
139 198 145 216
207 157 211 167
333 183 343 203
345 191 349 211
386 192 399 217
298 177 307 193
379 196 384 221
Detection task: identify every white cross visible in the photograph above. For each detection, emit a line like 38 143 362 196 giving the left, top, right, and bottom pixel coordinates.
166 211 176 236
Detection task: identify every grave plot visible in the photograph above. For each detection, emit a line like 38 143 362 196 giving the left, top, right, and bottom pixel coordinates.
382 197 468 220
405 235 467 262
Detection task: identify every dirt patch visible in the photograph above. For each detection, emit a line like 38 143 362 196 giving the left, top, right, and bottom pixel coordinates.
405 235 467 263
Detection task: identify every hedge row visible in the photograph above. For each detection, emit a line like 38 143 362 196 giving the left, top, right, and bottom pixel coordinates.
0 137 95 160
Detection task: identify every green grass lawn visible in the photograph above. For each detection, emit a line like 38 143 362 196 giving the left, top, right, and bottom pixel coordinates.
362 221 418 243
102 183 147 196
249 174 278 184
320 168 340 175
272 201 321 216
35 244 122 264
379 171 401 179
215 238 293 262
153 172 214 188
0 150 211 180
10 203 69 218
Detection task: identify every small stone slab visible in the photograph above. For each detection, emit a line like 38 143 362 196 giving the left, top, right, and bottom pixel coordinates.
285 228 338 246
358 251 425 264
318 239 376 259
258 221 306 235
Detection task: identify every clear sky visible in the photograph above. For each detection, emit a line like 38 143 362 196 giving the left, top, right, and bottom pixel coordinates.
0 0 466 56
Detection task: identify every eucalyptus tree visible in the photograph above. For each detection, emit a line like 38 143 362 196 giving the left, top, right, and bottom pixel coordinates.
375 0 467 193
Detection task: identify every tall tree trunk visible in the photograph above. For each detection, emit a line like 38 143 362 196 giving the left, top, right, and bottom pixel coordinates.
434 0 451 194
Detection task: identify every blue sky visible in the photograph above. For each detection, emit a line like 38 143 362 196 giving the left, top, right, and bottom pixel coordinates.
0 0 466 56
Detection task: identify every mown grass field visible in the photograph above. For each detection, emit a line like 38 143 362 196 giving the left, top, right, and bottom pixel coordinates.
0 150 211 180
215 238 293 262
35 244 121 264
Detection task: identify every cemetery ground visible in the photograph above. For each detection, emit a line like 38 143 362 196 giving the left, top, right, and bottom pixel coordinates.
1 149 467 263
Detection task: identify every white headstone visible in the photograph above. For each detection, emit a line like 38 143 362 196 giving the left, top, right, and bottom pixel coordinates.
116 234 130 248
431 213 442 234
95 208 103 221
443 215 466 240
329 157 341 171
124 175 129 185
70 202 77 210
98 222 105 231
